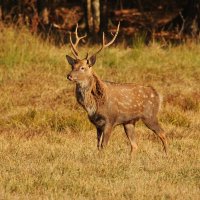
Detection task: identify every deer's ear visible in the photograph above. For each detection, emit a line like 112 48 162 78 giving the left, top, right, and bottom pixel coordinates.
66 55 76 65
88 55 96 67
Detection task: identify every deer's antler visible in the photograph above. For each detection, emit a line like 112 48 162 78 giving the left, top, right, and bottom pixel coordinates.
91 22 120 57
69 24 87 59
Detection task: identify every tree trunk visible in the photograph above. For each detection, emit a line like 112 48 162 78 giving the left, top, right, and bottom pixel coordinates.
92 0 100 34
100 0 108 33
0 0 2 22
86 0 100 35
87 0 93 33
164 0 200 36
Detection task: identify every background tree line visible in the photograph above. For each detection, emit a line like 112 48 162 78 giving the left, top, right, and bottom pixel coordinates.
0 0 199 44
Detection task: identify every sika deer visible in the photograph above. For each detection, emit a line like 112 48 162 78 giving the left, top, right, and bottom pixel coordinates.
66 23 167 155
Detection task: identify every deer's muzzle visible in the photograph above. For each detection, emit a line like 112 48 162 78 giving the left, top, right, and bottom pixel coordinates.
67 74 73 81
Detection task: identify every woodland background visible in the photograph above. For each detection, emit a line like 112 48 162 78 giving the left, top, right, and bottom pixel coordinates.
1 0 200 44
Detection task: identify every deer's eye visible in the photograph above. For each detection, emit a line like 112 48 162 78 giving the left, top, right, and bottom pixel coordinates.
80 67 85 71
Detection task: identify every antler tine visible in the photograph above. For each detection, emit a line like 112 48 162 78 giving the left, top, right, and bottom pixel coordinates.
104 22 120 47
74 24 87 44
69 32 78 58
92 22 120 56
69 23 87 59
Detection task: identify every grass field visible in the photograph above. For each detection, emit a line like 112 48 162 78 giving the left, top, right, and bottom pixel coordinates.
0 27 200 199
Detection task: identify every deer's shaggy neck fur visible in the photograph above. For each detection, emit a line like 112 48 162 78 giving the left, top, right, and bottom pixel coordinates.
76 72 106 116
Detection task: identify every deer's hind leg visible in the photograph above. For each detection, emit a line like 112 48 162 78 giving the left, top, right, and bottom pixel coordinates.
123 123 138 156
142 117 167 153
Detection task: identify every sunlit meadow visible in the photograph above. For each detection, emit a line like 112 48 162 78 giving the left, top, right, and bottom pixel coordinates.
0 27 199 199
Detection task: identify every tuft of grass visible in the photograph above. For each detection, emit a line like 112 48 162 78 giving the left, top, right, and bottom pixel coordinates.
161 109 191 128
0 26 64 70
165 91 200 112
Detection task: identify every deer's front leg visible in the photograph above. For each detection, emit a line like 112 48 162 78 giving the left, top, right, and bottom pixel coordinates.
101 124 113 149
97 127 103 150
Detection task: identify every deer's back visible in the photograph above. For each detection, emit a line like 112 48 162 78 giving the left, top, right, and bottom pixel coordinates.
100 82 161 125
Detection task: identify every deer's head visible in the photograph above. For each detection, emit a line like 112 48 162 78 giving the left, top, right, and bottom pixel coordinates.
66 23 120 84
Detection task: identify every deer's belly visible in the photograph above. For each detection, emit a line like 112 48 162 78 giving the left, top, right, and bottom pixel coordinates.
115 111 142 125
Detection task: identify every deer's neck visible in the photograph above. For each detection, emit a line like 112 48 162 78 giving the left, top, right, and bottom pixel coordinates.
76 73 106 116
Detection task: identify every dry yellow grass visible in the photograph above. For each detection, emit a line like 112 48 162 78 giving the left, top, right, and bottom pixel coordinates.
0 27 200 199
